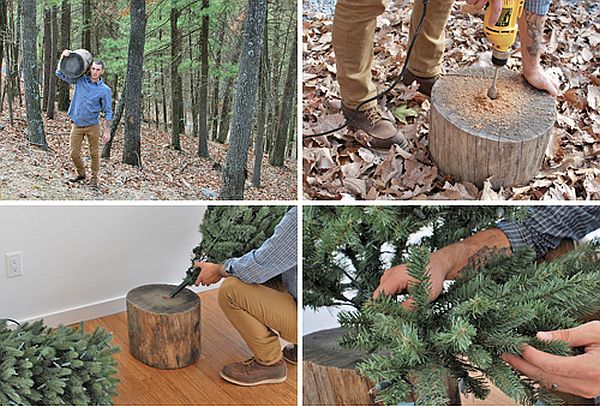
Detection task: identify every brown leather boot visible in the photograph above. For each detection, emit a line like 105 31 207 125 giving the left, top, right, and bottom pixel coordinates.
282 344 297 365
220 358 287 386
341 105 408 150
401 70 439 97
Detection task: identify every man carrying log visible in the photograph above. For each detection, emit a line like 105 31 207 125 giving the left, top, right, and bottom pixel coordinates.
332 0 559 150
56 50 113 191
374 206 600 399
193 207 297 386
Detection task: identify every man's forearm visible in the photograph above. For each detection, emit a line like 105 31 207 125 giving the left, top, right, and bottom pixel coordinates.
435 228 511 279
104 120 112 133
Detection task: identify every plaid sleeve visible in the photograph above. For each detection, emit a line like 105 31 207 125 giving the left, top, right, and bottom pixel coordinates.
497 206 600 258
224 207 298 284
524 0 551 15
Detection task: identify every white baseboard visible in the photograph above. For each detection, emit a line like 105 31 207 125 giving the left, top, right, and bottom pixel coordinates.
19 296 126 328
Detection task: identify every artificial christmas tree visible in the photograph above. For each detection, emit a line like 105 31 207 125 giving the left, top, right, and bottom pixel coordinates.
303 206 600 405
0 320 119 405
173 206 289 294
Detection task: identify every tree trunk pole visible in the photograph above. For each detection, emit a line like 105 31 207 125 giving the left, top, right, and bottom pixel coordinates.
220 0 268 199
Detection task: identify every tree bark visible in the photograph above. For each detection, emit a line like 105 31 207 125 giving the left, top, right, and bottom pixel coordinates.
220 0 268 199
269 39 296 167
197 0 209 157
122 0 146 167
21 0 46 149
102 82 126 159
216 75 234 144
170 5 183 150
42 6 50 111
46 5 58 119
252 28 269 188
58 0 70 111
0 0 6 112
81 0 91 51
209 11 226 140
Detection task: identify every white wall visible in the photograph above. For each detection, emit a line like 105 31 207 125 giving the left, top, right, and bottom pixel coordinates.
0 205 217 326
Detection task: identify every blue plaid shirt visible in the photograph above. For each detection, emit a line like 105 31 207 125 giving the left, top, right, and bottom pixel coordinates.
56 69 113 127
497 207 600 258
224 207 297 300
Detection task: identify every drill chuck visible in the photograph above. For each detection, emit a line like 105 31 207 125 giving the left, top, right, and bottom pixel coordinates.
491 49 509 67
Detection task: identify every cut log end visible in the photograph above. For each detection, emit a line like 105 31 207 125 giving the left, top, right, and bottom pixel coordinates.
127 284 201 369
429 67 556 188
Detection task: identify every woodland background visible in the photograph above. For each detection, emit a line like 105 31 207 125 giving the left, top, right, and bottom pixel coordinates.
0 0 297 200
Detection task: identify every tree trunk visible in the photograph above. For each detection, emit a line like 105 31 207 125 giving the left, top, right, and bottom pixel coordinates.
0 0 6 112
252 29 268 188
197 0 209 157
81 0 91 51
209 11 226 140
21 0 46 149
220 0 268 199
170 5 183 150
122 0 146 167
216 75 234 144
187 9 198 138
102 82 126 159
429 67 555 189
46 5 58 119
269 39 296 167
42 6 50 111
57 0 70 112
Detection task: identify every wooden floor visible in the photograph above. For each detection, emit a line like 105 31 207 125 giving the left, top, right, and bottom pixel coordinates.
82 289 297 405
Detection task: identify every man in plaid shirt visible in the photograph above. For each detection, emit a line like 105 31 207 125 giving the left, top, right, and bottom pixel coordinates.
375 206 599 398
193 207 297 387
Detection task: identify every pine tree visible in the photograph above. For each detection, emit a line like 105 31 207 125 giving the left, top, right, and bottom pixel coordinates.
0 320 119 405
303 206 600 405
177 206 289 287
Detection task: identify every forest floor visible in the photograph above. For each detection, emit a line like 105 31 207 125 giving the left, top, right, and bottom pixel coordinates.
303 0 600 200
0 109 296 201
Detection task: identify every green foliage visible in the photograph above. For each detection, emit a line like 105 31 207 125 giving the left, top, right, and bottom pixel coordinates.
303 206 525 310
340 244 600 406
0 320 119 405
178 206 288 287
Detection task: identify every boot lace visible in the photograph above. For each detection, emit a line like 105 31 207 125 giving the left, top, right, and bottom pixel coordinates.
364 107 384 126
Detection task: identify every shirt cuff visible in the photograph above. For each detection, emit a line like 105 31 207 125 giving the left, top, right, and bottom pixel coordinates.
496 220 544 258
524 0 550 15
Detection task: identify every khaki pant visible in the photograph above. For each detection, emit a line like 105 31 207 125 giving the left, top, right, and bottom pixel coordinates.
333 0 454 109
70 124 100 182
218 276 297 365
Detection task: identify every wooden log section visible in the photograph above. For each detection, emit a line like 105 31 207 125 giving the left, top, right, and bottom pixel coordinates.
127 284 201 369
303 328 460 405
429 67 556 189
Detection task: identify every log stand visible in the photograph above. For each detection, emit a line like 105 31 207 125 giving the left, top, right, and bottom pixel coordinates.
127 284 201 369
429 67 556 188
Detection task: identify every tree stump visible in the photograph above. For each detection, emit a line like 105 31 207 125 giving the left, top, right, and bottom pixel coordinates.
429 67 556 188
126 284 201 369
303 328 461 405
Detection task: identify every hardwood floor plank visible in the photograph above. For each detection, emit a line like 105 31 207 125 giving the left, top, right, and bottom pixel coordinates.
81 289 297 405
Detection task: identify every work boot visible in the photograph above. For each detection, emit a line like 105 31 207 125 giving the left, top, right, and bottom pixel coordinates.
220 358 287 386
282 344 297 365
341 105 408 150
68 175 85 183
401 70 439 97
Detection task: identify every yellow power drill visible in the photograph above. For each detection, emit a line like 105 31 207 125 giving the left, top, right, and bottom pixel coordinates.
483 0 524 99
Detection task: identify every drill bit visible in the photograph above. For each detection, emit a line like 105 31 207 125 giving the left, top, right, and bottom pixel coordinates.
487 67 499 100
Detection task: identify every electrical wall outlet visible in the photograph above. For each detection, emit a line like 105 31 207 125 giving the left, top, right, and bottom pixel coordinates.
5 252 23 278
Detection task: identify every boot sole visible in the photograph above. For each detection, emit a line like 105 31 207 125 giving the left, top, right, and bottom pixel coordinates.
219 371 287 387
283 355 297 365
